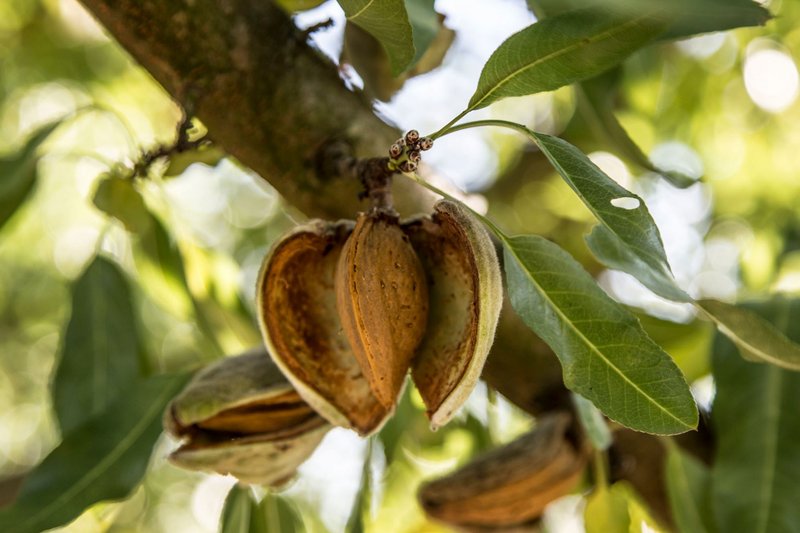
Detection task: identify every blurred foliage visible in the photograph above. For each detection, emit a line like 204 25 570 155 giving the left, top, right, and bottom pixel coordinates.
1 0 800 531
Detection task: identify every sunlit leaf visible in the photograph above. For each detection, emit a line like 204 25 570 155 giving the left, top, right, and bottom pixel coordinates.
585 482 663 533
0 374 189 533
572 393 612 450
665 445 713 533
503 234 697 435
220 485 254 533
53 256 142 435
698 299 800 371
338 0 415 75
274 0 327 12
584 484 630 533
711 298 800 533
0 119 63 232
468 8 667 111
530 131 691 303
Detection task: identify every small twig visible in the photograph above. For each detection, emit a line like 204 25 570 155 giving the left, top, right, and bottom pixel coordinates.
301 18 335 39
131 114 210 178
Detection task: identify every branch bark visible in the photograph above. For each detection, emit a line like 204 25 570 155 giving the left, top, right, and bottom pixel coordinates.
77 0 698 521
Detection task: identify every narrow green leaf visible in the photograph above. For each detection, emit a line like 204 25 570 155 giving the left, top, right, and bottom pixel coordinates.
530 131 690 303
665 445 713 533
577 71 697 188
220 485 254 533
699 299 800 371
711 298 800 533
527 0 770 38
252 493 303 533
53 257 142 435
503 235 697 435
0 374 189 533
468 8 667 111
406 0 438 66
0 119 63 232
572 393 612 450
338 0 415 75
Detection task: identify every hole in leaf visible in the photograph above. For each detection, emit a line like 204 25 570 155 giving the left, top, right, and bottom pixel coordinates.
610 197 641 210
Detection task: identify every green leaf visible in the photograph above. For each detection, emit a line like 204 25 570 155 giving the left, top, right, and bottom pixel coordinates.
584 484 630 533
338 0 415 76
53 257 142 435
252 493 304 533
572 393 612 450
527 0 770 38
0 119 63 232
665 445 713 533
220 485 254 533
92 176 153 234
585 482 664 533
0 374 189 533
698 299 800 371
577 71 697 188
530 131 690 303
406 0 438 66
711 299 800 533
503 235 697 435
468 8 668 111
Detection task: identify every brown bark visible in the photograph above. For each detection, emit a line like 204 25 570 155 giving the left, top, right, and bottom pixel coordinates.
77 0 697 520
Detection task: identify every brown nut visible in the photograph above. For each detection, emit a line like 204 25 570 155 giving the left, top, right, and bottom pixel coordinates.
164 348 330 486
418 413 587 528
335 211 429 407
405 200 503 429
257 220 391 436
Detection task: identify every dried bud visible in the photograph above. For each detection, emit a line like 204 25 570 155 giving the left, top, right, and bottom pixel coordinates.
257 221 391 436
419 137 434 151
399 160 418 173
419 413 586 528
164 348 330 486
405 129 420 144
336 211 429 407
408 150 421 163
389 143 403 159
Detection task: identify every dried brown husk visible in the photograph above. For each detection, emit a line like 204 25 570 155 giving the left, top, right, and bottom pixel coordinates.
419 413 586 528
405 200 503 429
257 220 391 436
335 210 429 408
164 349 330 486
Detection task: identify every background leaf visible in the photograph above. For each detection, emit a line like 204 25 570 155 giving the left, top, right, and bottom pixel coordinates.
530 131 691 303
665 445 713 533
406 0 438 66
469 8 667 111
503 234 697 435
52 256 142 435
585 482 663 533
527 0 769 38
699 299 800 371
711 298 800 533
220 485 254 533
0 374 188 533
572 393 612 450
338 0 415 75
252 493 304 533
0 119 63 232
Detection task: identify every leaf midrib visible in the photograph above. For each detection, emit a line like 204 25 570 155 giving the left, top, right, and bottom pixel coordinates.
11 382 176 533
348 0 378 21
505 237 692 430
471 13 654 110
